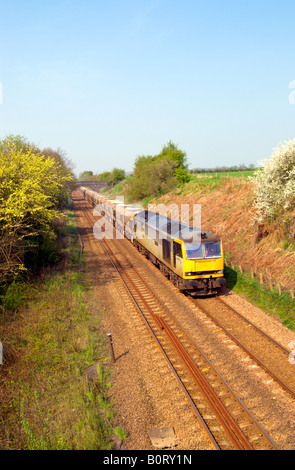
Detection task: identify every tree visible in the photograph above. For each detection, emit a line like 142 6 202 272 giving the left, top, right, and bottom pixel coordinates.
41 147 75 205
104 168 126 187
127 155 177 200
156 141 190 184
174 167 191 184
156 140 189 169
0 135 73 284
110 168 125 183
79 170 93 180
252 139 295 222
127 141 191 201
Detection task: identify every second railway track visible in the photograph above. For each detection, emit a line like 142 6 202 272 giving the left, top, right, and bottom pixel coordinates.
192 296 295 400
78 195 280 450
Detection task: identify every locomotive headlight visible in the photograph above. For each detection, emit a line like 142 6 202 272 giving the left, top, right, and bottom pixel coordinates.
185 272 194 276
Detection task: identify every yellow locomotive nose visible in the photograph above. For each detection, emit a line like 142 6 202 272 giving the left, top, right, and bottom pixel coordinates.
184 258 224 277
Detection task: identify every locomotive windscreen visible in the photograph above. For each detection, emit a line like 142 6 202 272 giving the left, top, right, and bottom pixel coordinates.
204 241 222 258
185 241 222 260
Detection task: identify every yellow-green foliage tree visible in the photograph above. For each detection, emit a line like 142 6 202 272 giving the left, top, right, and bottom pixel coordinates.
0 135 73 285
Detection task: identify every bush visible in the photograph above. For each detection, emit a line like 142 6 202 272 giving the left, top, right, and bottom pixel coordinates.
252 139 295 222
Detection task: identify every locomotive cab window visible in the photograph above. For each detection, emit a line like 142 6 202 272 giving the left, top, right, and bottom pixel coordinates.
204 242 222 258
185 243 203 260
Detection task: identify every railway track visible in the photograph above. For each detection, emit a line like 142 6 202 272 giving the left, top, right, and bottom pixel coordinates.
192 296 295 400
78 195 279 450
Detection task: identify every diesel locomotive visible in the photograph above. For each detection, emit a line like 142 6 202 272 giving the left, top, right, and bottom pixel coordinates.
80 186 226 295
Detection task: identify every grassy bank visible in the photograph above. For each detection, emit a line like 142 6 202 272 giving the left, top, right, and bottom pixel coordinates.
0 210 124 450
225 264 295 330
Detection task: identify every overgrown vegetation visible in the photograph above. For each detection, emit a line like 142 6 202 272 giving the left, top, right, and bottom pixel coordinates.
0 210 122 450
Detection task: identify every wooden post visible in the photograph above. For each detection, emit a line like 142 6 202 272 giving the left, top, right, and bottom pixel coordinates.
107 333 115 363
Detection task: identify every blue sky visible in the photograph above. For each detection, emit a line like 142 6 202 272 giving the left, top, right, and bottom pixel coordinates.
0 0 295 176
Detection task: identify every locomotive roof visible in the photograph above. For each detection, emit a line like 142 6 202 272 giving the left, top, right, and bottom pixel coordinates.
135 210 219 242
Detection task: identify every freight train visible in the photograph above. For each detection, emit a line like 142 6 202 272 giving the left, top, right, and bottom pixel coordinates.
80 186 226 296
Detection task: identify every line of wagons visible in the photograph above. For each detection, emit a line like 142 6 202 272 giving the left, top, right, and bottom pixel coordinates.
80 186 226 296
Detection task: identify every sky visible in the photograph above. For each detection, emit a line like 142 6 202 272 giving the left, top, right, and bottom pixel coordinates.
0 0 295 176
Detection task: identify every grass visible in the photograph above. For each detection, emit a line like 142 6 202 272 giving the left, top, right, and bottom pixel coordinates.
190 170 258 179
0 207 124 450
182 171 256 195
225 264 295 330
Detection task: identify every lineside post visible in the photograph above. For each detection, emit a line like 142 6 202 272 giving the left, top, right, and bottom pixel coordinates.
107 333 115 362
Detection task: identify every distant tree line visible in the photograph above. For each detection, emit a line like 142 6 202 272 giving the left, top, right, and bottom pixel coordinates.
79 168 126 188
191 164 257 174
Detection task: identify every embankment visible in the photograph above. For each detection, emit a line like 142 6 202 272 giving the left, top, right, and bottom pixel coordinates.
149 177 295 293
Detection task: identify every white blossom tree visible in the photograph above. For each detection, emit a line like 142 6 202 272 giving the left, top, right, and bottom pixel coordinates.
252 139 295 222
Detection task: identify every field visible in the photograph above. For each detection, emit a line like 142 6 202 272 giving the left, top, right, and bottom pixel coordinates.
190 169 258 179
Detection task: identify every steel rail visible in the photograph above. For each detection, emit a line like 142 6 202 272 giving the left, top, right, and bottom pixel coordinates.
193 296 295 400
155 315 253 450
